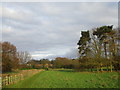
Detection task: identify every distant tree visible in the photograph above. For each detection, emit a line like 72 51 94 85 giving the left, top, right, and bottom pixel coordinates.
77 31 91 58
2 42 19 72
72 59 80 71
77 25 120 72
53 57 74 69
93 25 113 58
77 31 92 71
0 42 2 72
17 51 31 64
40 59 50 68
108 29 120 71
90 32 104 71
93 26 119 72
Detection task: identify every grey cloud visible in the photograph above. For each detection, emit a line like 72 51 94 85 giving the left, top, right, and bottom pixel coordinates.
2 2 118 59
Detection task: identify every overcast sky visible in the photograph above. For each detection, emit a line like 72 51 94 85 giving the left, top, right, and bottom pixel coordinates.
0 2 118 60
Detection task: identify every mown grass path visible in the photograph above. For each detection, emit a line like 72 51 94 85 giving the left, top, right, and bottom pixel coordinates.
5 69 119 88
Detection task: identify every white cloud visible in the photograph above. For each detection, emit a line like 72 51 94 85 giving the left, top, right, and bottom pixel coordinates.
2 25 13 33
0 5 34 23
32 53 54 59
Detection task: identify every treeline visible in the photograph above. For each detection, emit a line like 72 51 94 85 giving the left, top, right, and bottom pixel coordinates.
0 42 31 73
1 25 120 73
27 57 79 69
0 41 77 72
77 25 120 72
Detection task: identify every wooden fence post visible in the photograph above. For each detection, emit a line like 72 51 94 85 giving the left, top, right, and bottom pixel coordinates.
12 76 15 83
2 77 4 86
0 77 1 88
10 75 12 84
5 76 8 85
11 76 13 84
1 69 43 87
8 76 10 85
15 75 16 83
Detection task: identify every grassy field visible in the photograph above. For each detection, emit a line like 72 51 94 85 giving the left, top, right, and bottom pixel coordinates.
5 69 119 88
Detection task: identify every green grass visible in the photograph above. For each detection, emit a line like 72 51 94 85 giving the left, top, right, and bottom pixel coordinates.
5 69 119 88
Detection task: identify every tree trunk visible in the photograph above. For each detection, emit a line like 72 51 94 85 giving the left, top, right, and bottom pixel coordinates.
110 64 113 72
104 42 107 58
100 63 103 72
106 65 109 71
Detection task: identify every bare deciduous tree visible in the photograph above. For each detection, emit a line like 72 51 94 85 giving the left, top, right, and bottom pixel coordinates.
17 51 31 64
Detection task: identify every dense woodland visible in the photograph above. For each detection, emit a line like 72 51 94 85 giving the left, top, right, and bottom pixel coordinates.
1 25 120 73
